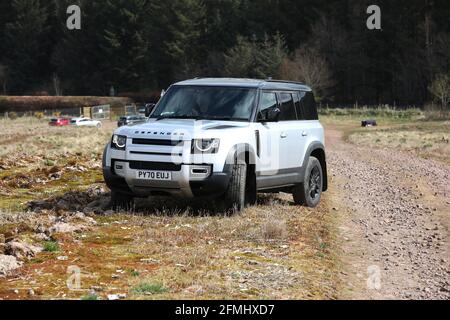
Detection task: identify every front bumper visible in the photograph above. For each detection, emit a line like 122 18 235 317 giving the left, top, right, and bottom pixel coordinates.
103 162 231 199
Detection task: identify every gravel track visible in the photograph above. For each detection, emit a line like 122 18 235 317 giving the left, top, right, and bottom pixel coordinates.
327 127 449 299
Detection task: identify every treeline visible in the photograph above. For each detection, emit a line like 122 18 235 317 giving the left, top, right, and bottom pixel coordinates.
0 0 449 106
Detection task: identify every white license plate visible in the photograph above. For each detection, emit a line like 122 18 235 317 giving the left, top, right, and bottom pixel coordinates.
136 171 172 181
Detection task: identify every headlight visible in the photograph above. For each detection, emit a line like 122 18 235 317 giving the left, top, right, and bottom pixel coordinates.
191 139 220 154
111 135 127 150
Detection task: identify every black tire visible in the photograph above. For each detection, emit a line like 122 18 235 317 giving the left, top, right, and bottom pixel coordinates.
245 164 257 206
292 156 323 208
111 191 134 211
224 161 247 212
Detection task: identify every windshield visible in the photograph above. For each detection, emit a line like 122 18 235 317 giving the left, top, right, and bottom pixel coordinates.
151 86 257 121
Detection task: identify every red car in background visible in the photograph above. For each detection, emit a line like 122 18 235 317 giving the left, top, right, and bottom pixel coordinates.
49 118 70 126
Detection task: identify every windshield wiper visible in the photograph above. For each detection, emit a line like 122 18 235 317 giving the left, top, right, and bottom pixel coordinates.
154 115 248 122
206 116 249 121
155 115 205 121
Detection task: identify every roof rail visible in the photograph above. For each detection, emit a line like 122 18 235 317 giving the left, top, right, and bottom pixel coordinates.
266 79 305 85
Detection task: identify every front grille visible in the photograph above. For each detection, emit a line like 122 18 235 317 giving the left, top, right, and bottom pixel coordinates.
132 138 183 146
128 161 182 171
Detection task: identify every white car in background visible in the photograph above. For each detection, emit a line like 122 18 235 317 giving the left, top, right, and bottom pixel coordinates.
70 117 102 128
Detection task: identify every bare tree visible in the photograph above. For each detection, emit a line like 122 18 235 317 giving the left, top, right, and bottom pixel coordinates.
284 48 334 101
429 73 450 110
53 73 62 96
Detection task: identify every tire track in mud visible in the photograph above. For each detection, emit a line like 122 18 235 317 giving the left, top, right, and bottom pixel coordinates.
326 127 449 299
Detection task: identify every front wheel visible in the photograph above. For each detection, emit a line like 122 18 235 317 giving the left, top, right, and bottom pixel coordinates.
224 162 247 212
292 156 323 208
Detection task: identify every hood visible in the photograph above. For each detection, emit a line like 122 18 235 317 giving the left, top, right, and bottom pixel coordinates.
115 119 250 140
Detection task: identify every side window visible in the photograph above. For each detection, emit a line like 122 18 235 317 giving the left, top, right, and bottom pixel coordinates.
258 92 278 121
302 92 319 120
294 92 303 120
278 92 297 121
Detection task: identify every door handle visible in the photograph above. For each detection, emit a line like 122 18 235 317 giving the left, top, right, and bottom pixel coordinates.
302 131 308 137
280 133 288 139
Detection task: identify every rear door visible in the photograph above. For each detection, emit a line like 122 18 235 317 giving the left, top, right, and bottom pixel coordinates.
295 91 322 167
277 92 307 175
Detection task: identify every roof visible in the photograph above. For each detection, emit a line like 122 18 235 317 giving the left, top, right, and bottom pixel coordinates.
174 78 312 91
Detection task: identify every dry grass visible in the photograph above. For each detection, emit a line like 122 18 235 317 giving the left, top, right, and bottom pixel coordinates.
0 117 113 160
0 116 340 300
347 121 450 165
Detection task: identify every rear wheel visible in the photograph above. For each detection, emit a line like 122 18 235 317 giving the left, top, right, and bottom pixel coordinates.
111 191 134 212
224 161 247 212
292 156 323 208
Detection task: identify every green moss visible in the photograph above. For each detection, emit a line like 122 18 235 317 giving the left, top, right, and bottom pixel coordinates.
44 159 56 166
132 283 168 295
43 241 60 252
81 294 98 300
130 270 140 277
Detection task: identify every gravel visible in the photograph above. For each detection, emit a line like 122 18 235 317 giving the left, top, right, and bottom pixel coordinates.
0 255 23 275
327 127 449 299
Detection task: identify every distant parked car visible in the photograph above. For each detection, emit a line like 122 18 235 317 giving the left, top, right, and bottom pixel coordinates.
70 117 102 128
361 120 378 127
49 118 70 126
117 115 147 127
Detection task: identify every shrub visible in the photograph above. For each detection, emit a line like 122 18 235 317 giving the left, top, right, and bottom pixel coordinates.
8 111 18 120
43 241 60 252
34 112 44 119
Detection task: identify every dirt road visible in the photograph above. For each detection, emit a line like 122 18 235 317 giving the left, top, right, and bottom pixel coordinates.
326 126 449 299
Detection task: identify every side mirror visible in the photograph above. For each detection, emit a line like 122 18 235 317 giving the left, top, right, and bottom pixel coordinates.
145 103 156 117
261 107 281 122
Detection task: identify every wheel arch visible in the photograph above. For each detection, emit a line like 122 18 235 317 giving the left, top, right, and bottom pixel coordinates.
303 142 328 192
225 143 257 167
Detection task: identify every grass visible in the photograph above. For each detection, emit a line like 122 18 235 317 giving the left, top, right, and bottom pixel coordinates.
81 294 99 301
319 106 424 121
319 107 450 165
0 117 112 210
0 117 113 160
42 241 60 252
132 283 168 295
130 270 140 277
346 121 450 165
0 113 341 300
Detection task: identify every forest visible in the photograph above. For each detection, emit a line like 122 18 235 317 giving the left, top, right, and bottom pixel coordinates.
0 0 449 106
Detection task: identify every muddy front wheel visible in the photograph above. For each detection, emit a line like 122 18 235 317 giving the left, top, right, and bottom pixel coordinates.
224 162 247 212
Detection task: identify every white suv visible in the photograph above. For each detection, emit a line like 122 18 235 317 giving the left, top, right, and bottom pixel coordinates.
103 78 327 211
